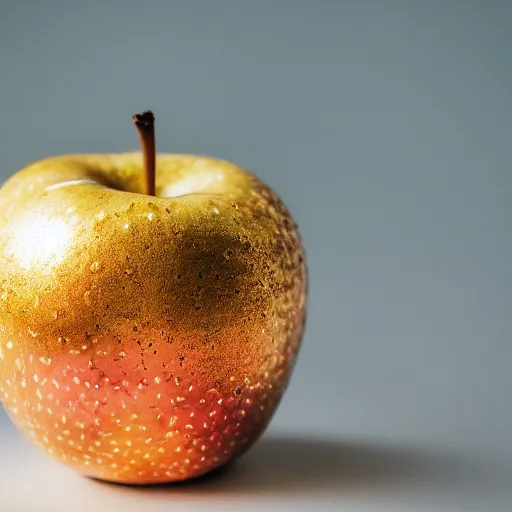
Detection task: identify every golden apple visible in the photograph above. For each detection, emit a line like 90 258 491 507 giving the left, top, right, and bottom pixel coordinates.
0 112 307 484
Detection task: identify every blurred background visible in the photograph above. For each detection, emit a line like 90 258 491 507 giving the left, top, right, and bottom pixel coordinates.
0 0 511 509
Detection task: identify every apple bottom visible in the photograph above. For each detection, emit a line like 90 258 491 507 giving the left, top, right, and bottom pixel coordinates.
1 338 288 484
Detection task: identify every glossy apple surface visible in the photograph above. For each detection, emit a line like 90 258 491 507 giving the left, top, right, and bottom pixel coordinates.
0 153 307 484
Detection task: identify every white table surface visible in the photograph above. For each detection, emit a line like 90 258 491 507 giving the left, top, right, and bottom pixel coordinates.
1 416 511 512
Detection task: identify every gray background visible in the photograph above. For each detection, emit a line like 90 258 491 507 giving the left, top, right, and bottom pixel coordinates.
0 1 511 510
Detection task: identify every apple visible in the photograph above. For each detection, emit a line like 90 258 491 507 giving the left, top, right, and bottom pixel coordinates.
0 112 307 484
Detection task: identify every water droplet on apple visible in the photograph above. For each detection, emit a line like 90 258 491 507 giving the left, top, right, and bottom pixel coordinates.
84 290 92 306
90 261 100 273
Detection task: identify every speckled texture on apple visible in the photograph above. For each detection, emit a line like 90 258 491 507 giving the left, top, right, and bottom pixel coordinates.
0 154 307 484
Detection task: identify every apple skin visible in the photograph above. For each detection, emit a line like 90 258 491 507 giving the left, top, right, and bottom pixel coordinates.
0 153 307 484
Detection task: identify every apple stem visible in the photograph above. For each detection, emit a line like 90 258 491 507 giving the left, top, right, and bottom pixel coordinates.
132 111 156 196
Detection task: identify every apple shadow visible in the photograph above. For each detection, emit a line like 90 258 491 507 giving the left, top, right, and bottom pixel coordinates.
94 434 477 498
